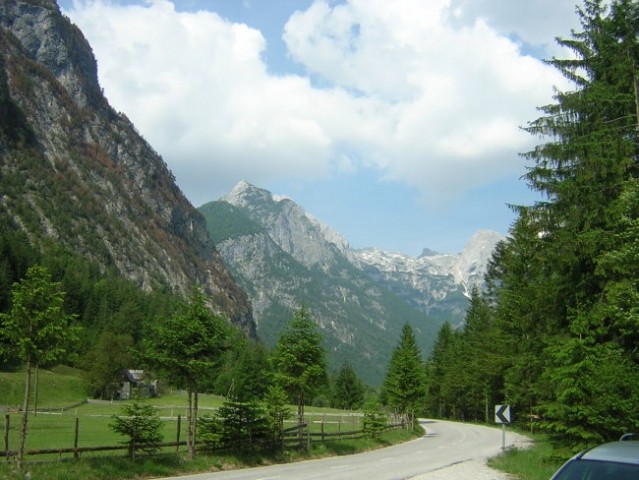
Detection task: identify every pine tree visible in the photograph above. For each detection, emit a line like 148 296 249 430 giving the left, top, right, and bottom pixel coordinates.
425 322 456 418
332 361 365 410
457 289 506 422
109 401 163 461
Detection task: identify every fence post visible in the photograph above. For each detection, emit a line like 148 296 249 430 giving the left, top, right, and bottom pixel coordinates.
176 415 181 453
4 414 9 460
321 418 324 442
352 414 356 439
74 417 80 459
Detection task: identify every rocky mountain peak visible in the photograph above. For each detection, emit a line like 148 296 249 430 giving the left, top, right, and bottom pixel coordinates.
1 0 104 110
221 181 346 269
200 182 504 383
453 229 504 287
419 247 440 258
222 180 273 208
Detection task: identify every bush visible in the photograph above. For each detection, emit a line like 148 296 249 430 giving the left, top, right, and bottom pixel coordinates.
361 400 387 439
109 400 163 460
199 397 270 451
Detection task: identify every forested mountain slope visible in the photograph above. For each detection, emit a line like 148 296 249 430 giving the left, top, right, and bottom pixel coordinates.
0 0 254 333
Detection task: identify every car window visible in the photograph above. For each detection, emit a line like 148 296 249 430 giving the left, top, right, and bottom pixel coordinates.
553 459 639 480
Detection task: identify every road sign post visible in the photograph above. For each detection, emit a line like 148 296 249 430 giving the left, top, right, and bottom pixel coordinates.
495 404 511 450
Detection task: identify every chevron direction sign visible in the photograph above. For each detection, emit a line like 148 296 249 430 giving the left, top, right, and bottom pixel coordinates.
495 404 511 424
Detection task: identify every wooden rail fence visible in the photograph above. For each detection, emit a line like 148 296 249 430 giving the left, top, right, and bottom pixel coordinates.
2 413 404 462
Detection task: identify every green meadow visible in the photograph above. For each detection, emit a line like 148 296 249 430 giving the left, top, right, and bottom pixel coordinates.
1 367 372 459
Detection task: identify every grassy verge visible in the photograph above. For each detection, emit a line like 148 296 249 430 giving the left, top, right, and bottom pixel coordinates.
488 433 570 480
0 427 422 480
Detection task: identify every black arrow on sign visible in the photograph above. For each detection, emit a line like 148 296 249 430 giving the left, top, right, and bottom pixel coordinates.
495 404 510 424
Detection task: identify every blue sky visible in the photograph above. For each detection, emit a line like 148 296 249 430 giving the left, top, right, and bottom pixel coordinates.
58 0 580 255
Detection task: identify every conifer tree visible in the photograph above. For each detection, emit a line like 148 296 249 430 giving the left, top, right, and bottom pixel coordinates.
488 0 639 443
270 306 327 426
425 322 456 418
332 361 365 410
382 323 426 426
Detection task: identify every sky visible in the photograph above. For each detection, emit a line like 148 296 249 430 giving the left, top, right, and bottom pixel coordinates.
58 0 581 256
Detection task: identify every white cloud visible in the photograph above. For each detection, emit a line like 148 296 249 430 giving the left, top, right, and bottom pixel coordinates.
283 0 570 202
447 0 581 56
65 0 573 206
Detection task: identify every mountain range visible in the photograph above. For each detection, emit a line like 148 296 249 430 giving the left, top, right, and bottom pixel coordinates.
199 181 503 385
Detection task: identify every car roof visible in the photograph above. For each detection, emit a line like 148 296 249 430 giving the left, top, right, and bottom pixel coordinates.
579 440 639 465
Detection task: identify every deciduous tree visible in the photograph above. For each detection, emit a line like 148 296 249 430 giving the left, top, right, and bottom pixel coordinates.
0 265 79 467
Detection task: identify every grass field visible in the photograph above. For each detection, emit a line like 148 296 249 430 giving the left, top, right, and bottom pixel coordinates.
1 366 87 408
1 366 368 458
0 366 421 480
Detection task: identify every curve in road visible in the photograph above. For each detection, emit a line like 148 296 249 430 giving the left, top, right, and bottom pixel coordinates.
158 419 525 480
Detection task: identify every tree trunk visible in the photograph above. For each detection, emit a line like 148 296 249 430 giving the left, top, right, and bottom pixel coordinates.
192 391 198 457
33 364 39 417
186 389 194 459
18 360 32 469
297 390 304 426
484 383 489 424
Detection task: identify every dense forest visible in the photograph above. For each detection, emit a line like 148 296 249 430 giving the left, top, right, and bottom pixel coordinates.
425 0 639 446
0 217 376 408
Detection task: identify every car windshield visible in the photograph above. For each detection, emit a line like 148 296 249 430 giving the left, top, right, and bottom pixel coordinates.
553 459 639 480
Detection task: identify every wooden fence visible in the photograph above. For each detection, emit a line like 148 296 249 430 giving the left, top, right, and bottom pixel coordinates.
2 413 404 462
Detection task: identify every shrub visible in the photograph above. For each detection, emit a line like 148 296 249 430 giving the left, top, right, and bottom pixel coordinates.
109 400 163 460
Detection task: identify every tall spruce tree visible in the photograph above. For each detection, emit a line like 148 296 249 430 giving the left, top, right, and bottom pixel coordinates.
488 0 639 444
382 323 426 426
332 361 365 410
425 322 457 418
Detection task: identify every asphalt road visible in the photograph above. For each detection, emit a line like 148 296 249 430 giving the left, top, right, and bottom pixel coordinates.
158 419 520 480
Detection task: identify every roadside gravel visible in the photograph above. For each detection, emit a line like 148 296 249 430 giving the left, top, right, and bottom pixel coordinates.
409 431 531 480
409 458 512 480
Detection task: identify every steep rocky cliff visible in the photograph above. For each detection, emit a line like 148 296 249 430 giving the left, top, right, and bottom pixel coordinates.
0 0 254 333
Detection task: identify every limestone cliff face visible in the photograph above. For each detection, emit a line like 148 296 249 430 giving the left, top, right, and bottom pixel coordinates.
0 0 254 334
221 180 346 270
